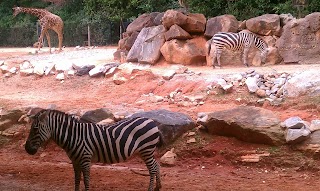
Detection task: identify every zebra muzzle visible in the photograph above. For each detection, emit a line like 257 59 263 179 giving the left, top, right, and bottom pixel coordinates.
25 141 38 155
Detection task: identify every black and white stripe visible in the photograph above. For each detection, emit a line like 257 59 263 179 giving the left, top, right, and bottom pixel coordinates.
207 31 269 68
25 109 162 191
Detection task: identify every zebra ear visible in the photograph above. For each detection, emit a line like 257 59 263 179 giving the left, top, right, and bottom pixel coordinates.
27 107 45 119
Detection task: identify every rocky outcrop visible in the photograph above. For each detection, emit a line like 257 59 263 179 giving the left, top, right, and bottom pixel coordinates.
276 12 320 64
126 25 166 64
204 14 239 37
246 14 281 36
198 106 285 145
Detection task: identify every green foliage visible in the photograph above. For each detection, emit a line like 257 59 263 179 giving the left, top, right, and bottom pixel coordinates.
1 0 320 47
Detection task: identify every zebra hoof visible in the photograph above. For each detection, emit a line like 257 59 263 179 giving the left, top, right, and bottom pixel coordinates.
214 66 221 69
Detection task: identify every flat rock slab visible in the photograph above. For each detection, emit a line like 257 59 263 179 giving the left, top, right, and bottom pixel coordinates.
200 106 285 146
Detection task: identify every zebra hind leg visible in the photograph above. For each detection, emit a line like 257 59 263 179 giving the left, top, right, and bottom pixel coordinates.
141 152 161 191
81 161 91 191
154 160 161 191
215 51 222 69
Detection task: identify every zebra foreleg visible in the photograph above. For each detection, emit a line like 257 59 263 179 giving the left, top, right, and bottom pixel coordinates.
72 163 82 191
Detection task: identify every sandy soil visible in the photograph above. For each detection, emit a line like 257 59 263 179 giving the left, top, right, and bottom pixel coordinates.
0 47 320 191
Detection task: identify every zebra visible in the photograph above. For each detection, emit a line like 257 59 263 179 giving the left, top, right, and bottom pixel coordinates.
25 109 162 191
207 31 269 68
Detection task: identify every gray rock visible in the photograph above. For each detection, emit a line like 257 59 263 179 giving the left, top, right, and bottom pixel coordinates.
131 109 195 145
80 108 114 123
162 70 176 80
310 120 320 132
245 77 259 93
198 106 285 145
282 116 303 129
284 70 320 97
285 127 311 144
127 25 166 64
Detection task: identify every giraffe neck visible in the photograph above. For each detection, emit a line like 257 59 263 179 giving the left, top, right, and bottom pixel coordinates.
18 7 48 19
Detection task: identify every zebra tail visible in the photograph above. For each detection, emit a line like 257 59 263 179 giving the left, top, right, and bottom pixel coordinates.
157 130 164 148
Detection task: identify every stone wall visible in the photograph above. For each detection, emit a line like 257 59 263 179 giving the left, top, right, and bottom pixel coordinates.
115 10 320 67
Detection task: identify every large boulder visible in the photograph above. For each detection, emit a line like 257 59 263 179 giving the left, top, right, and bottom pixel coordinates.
126 25 166 64
198 106 285 146
161 36 207 65
123 31 139 50
126 13 155 34
204 15 239 37
164 24 192 41
162 10 206 33
276 12 320 64
130 109 195 145
283 70 320 97
246 14 281 36
80 108 114 123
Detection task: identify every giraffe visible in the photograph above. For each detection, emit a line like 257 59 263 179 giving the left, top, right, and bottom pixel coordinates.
12 6 64 53
178 0 189 13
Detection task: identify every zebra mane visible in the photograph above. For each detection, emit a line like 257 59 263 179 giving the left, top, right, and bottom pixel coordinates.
39 109 80 122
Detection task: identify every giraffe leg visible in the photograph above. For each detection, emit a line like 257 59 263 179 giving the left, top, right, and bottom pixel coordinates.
45 31 51 53
57 30 63 52
53 27 63 52
38 30 45 52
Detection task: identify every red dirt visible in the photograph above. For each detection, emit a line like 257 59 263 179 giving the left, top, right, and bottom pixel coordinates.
1 47 320 191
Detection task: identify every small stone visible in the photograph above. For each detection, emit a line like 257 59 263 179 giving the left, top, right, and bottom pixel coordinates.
187 132 196 136
187 138 196 144
256 89 266 97
162 70 176 80
56 73 65 80
160 148 177 166
9 67 17 74
113 73 127 85
20 68 34 76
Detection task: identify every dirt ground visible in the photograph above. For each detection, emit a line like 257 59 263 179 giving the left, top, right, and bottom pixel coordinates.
1 47 320 191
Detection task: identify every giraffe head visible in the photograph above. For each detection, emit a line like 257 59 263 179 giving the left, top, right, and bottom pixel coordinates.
12 6 22 17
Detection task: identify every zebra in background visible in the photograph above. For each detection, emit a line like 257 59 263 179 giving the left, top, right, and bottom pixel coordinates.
25 109 162 191
207 31 269 68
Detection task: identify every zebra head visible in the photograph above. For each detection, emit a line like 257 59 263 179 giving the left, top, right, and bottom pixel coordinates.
25 109 52 155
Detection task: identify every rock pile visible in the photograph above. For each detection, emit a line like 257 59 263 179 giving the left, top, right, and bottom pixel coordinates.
116 10 320 67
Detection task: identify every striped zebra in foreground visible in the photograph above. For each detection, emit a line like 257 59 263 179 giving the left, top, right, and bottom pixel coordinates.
25 109 162 191
207 31 269 68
